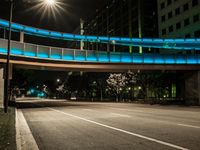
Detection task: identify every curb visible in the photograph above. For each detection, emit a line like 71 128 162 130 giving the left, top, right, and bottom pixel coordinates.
15 108 39 150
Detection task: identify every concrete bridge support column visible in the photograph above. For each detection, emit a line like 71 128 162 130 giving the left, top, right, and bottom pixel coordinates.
0 68 4 108
184 71 200 105
20 31 24 43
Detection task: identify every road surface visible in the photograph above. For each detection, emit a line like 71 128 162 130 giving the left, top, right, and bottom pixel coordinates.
16 99 200 150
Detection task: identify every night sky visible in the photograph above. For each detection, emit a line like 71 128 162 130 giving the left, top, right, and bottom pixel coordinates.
0 0 108 33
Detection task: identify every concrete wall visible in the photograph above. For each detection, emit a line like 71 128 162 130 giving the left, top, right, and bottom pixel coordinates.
184 71 200 105
0 68 4 108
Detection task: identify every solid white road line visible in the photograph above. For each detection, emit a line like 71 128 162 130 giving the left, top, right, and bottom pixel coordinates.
49 107 189 150
177 124 200 129
16 109 39 150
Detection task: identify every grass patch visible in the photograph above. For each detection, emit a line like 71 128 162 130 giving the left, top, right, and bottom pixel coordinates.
0 107 16 150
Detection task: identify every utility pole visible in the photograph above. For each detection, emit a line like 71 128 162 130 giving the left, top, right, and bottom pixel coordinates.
4 0 13 113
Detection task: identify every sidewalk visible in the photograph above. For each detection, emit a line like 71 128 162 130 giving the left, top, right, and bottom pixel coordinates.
0 107 16 150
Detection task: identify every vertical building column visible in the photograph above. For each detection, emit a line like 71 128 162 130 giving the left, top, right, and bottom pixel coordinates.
20 31 24 43
80 19 84 50
138 0 142 54
184 71 200 105
0 68 4 108
128 0 133 53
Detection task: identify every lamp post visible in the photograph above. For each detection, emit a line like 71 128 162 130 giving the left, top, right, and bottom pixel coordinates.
4 0 59 113
4 0 13 113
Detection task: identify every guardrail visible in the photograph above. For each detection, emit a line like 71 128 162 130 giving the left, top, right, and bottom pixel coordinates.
0 38 200 64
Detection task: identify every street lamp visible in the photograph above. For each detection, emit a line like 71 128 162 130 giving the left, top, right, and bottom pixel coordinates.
4 0 59 113
57 79 60 83
45 0 56 6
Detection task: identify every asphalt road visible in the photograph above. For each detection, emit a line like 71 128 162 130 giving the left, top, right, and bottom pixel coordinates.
17 99 200 150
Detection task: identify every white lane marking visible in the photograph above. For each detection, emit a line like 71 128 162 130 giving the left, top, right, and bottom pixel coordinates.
49 107 189 150
111 113 131 118
16 109 39 150
178 124 200 129
84 109 94 111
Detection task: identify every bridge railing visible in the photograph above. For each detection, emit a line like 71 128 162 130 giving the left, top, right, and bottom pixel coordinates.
0 19 200 50
0 38 200 64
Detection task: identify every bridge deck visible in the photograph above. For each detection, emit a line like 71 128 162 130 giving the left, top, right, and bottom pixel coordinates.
0 39 200 71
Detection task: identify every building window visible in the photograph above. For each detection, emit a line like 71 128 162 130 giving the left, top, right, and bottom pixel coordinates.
169 25 173 32
162 29 166 35
161 15 165 22
192 0 198 7
167 0 172 5
193 14 199 22
161 2 165 9
183 3 189 11
175 7 180 15
185 34 191 38
194 30 200 37
184 18 190 26
176 22 181 29
168 11 172 19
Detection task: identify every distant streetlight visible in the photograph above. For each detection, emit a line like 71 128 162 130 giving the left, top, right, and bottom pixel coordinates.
57 79 60 83
4 0 60 113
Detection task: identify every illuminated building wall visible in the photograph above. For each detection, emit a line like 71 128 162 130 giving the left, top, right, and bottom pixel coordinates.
157 0 200 54
84 0 158 53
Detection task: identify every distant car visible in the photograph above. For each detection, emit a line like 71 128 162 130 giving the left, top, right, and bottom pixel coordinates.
70 96 77 100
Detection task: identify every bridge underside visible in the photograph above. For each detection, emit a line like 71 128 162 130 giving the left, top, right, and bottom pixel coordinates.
0 56 200 72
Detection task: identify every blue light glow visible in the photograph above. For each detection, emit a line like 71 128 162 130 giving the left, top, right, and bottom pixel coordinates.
51 32 62 37
11 49 23 55
24 27 37 33
0 18 200 50
38 53 49 58
50 54 61 59
75 35 85 40
133 55 143 63
63 34 74 38
165 56 175 64
0 48 7 53
63 55 74 60
38 30 49 36
24 52 36 57
86 36 98 41
12 23 24 30
0 20 9 27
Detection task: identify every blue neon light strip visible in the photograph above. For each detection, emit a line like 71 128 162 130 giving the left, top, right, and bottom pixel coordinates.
0 19 200 50
0 46 200 64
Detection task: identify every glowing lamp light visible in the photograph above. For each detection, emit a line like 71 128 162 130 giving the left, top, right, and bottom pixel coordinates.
45 0 56 6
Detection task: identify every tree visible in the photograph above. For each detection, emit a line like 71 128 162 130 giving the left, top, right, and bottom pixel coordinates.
106 73 127 101
126 70 137 100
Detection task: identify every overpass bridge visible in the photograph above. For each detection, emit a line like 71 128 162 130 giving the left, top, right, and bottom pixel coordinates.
0 18 199 105
0 38 200 71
